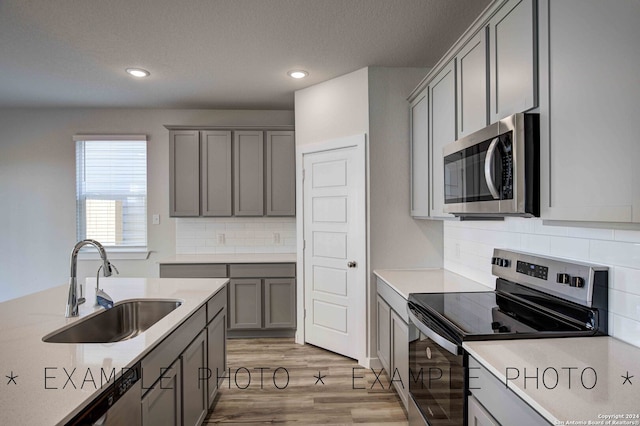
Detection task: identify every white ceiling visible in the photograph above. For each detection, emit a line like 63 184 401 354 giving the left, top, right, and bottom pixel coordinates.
0 0 491 109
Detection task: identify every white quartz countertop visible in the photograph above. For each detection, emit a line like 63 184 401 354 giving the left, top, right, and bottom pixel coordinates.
373 268 492 299
464 337 640 424
160 253 297 264
0 277 228 426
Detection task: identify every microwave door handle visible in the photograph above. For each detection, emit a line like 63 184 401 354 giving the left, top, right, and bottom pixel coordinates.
484 137 501 199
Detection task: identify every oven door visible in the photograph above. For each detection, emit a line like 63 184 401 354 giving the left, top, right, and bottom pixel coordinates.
407 309 466 426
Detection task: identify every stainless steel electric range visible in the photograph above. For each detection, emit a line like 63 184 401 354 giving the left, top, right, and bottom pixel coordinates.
406 249 609 426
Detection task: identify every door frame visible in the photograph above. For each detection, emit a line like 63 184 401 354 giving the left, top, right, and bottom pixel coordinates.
295 133 368 365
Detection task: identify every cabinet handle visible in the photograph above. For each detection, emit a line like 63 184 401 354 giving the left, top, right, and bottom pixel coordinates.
347 261 357 268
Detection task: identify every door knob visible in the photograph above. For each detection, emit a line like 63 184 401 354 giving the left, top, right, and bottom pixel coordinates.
347 261 357 268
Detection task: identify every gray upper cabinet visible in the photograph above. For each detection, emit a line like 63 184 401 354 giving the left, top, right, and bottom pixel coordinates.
234 131 264 216
539 0 640 223
170 130 200 217
201 131 232 216
410 91 430 218
428 61 457 219
456 29 488 137
168 126 295 218
488 0 537 123
266 131 296 216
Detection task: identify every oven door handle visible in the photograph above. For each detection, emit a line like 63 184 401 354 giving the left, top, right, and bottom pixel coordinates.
407 309 460 356
484 136 501 200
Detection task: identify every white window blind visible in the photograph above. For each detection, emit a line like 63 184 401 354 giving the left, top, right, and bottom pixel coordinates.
75 135 147 249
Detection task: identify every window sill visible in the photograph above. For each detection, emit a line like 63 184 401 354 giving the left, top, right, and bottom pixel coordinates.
77 248 150 261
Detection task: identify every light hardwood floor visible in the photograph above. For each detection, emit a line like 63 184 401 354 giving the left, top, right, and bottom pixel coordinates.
205 338 408 425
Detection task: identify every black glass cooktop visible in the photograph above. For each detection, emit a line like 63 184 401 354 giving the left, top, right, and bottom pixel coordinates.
408 281 598 342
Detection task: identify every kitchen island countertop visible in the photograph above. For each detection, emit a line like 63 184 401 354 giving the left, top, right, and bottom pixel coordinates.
0 276 227 425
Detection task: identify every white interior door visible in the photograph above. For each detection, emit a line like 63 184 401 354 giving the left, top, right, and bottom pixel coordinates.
302 135 366 361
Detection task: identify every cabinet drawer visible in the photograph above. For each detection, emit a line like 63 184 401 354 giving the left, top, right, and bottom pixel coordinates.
142 306 206 389
207 286 227 323
229 263 295 278
160 263 228 278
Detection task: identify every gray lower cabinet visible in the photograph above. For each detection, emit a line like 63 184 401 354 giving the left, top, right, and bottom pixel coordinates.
228 279 262 329
390 310 409 409
376 278 410 411
376 296 391 373
468 395 499 426
159 262 296 337
468 356 549 425
141 359 181 426
207 306 226 407
181 330 208 426
141 288 227 426
228 277 296 332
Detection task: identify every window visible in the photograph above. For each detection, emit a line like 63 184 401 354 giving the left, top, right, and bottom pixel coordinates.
75 135 147 253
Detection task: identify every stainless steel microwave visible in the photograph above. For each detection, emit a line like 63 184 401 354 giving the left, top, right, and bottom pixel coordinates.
443 113 539 218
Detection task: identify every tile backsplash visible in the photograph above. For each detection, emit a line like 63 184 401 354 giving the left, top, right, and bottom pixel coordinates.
444 218 640 348
176 217 296 254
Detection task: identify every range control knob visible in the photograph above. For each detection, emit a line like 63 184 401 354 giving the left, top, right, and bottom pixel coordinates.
491 257 499 265
498 325 510 333
557 273 571 284
499 258 511 268
491 321 501 330
571 277 585 288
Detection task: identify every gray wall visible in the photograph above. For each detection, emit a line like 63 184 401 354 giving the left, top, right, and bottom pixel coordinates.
0 108 294 302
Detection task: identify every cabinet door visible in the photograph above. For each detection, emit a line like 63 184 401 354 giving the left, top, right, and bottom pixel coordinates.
142 360 182 426
468 395 499 426
540 0 640 223
376 296 391 373
488 0 537 123
457 29 488 137
410 92 430 218
170 130 200 217
228 279 262 329
390 310 409 410
264 278 296 329
266 131 296 216
234 131 264 216
182 330 208 426
201 130 232 216
207 308 226 408
429 61 457 219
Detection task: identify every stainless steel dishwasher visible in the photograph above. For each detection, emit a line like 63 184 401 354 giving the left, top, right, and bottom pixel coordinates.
65 362 142 426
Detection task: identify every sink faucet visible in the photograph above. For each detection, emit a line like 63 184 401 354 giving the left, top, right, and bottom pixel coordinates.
66 239 115 317
95 262 118 309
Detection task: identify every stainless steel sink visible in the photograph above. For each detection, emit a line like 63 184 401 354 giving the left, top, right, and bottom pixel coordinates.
43 299 182 343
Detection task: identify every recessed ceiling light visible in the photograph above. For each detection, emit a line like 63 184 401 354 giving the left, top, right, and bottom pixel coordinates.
287 70 308 79
126 68 150 78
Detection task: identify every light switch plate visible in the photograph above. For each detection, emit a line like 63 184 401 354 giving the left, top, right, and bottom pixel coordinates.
152 214 160 225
